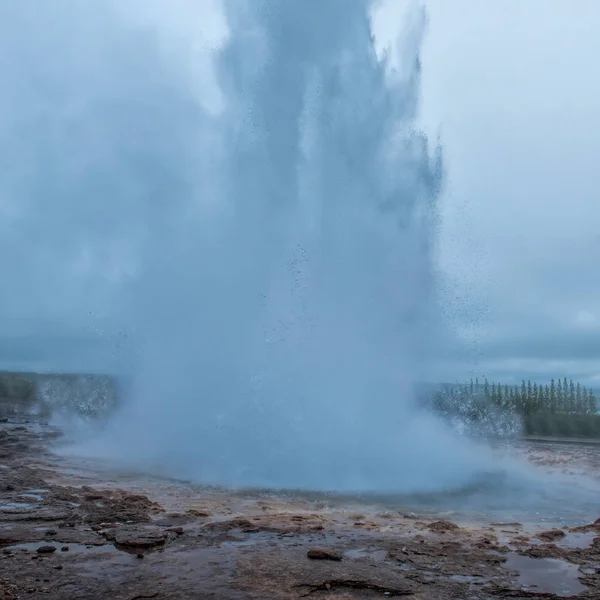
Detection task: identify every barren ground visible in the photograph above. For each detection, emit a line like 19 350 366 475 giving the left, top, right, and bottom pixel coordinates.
1 411 600 599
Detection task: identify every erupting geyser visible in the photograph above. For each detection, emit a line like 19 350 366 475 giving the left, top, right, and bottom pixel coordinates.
2 0 498 492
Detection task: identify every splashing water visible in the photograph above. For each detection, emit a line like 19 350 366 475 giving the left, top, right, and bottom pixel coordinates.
108 0 497 492
5 0 595 503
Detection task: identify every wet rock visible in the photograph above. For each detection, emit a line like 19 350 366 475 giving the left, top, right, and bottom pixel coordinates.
111 526 169 549
165 526 184 535
307 549 342 561
61 546 69 552
36 545 56 554
45 529 57 536
537 529 566 542
571 519 600 533
428 520 459 532
521 544 565 559
84 493 105 502
76 487 163 526
186 509 212 518
202 518 258 534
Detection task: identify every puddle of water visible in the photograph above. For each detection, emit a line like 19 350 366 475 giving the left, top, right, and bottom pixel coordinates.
504 553 587 597
18 493 44 501
344 548 388 561
6 542 120 555
0 502 37 513
451 574 484 584
560 531 597 549
221 532 277 548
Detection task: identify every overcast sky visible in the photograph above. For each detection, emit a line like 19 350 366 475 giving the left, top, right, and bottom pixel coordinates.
424 0 600 385
2 1 600 387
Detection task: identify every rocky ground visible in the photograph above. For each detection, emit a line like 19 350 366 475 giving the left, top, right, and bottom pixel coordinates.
1 418 600 599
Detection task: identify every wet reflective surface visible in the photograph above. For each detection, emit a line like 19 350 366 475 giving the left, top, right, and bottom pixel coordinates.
504 553 588 597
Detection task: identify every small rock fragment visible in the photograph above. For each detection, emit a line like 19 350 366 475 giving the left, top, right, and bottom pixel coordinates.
307 549 342 561
37 545 57 554
538 529 566 542
428 520 459 532
166 526 184 535
61 546 69 552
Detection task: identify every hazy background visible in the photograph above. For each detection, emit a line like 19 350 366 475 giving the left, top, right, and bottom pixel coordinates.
415 0 600 386
2 0 600 388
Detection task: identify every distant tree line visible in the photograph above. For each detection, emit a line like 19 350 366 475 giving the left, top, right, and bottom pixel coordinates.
0 373 35 401
430 378 600 439
469 377 597 416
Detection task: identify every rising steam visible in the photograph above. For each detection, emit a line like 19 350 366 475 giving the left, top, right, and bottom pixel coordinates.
2 0 504 493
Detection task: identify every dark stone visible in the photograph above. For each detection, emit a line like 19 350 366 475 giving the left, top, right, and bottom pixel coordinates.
307 549 342 561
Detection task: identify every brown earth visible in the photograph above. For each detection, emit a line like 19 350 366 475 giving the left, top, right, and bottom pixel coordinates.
1 419 600 599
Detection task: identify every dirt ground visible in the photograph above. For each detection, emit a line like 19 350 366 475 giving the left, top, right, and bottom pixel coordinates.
1 418 600 599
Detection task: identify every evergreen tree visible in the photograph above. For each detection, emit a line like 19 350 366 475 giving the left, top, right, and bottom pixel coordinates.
508 386 515 410
588 389 597 415
583 387 589 414
569 380 576 413
527 380 533 401
576 382 583 413
550 379 557 413
532 382 539 411
557 378 563 412
563 377 569 410
517 381 525 414
484 379 490 398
